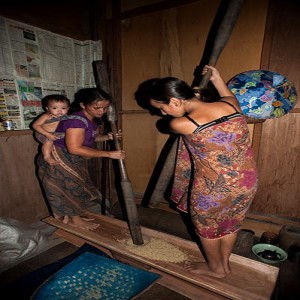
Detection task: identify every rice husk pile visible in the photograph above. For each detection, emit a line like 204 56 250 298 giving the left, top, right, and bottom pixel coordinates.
125 237 188 263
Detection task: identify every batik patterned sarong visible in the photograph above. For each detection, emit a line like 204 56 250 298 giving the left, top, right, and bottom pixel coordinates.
171 110 258 239
37 145 101 217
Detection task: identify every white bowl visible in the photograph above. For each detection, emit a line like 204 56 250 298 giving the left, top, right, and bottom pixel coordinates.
252 243 287 264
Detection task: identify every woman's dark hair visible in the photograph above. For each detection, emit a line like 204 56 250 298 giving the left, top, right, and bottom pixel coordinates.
149 77 195 104
41 94 70 111
193 87 218 103
70 88 112 112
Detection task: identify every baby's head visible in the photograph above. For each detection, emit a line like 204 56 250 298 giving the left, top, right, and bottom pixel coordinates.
41 94 70 117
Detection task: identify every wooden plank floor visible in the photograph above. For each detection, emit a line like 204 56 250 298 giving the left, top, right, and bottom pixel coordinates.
43 213 279 300
0 241 192 300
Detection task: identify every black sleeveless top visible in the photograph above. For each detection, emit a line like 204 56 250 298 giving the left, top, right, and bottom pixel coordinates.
185 100 243 134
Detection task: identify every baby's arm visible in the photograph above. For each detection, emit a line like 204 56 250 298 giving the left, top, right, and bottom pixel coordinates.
32 114 57 141
202 65 235 98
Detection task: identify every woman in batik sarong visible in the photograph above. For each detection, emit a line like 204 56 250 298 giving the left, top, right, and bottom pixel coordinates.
37 88 125 231
149 66 258 278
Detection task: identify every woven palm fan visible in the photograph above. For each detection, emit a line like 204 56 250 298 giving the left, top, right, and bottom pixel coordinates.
227 70 297 119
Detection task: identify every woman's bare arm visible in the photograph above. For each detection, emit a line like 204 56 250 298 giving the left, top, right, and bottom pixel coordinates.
65 128 125 159
203 65 235 98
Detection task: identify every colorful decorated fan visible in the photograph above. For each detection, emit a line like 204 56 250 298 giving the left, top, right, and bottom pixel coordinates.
227 70 297 119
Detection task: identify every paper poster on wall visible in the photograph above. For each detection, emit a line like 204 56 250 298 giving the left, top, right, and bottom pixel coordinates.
42 82 77 101
7 20 41 79
37 30 75 84
42 82 65 97
17 79 43 128
62 84 77 100
0 18 14 76
0 77 23 129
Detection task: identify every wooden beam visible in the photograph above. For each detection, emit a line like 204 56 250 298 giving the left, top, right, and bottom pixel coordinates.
120 0 203 20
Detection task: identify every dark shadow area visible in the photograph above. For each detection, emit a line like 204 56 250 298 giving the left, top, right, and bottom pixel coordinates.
134 77 178 208
155 116 174 134
134 77 162 116
140 134 177 207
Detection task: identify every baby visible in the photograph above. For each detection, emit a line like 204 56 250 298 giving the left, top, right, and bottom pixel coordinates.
32 94 70 165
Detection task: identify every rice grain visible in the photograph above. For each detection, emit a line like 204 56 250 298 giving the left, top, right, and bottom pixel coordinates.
125 237 188 263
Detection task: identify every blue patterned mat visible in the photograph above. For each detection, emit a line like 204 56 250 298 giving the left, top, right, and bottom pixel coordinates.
1 244 160 300
31 251 160 300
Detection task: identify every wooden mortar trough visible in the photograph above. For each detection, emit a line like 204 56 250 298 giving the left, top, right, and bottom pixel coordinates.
43 213 279 300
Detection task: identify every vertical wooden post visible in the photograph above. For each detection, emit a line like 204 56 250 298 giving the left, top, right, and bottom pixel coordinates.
93 60 144 245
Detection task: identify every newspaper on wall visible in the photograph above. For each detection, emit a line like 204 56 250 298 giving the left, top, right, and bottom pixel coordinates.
0 16 102 129
0 18 14 76
0 76 23 129
17 79 43 128
6 20 41 79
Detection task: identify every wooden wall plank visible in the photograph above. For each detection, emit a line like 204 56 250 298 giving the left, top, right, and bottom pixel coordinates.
122 113 168 192
0 134 48 223
251 115 300 217
250 0 300 218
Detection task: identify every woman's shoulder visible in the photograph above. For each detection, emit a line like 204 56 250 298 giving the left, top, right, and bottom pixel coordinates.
185 99 241 126
218 96 242 112
60 113 89 128
201 97 241 116
170 116 197 135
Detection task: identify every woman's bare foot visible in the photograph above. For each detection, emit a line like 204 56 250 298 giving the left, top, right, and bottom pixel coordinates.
184 261 227 278
67 216 100 231
54 215 69 224
223 264 231 275
62 215 70 224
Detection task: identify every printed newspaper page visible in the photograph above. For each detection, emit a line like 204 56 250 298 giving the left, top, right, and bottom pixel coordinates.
37 29 76 84
74 40 102 88
6 19 41 79
0 18 14 76
0 77 23 129
16 79 43 129
42 81 77 101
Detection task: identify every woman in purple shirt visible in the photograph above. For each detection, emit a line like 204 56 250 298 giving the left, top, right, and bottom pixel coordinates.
38 88 125 230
